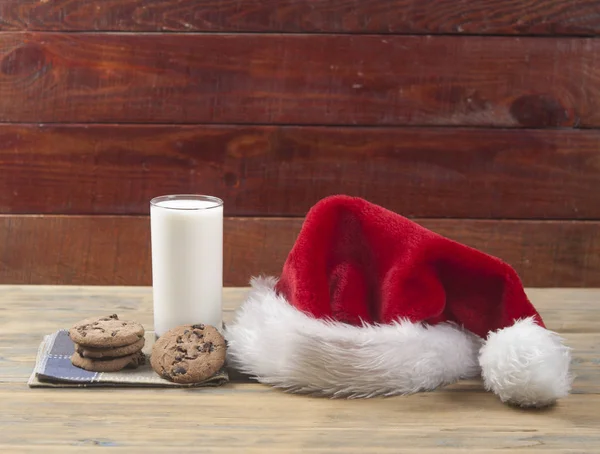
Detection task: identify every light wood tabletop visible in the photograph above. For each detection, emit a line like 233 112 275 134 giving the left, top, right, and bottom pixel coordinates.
1 285 599 452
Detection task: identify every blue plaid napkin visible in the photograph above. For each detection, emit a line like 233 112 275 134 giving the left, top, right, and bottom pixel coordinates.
28 330 228 388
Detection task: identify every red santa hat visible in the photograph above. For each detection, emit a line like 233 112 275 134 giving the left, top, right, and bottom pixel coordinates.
225 195 572 407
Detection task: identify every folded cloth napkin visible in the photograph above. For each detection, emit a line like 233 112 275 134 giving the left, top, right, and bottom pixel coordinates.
28 330 229 388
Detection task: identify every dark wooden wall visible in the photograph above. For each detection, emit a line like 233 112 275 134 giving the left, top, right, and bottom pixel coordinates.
1 0 599 287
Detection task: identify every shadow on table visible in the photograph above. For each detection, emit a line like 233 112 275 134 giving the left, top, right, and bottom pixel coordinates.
225 366 257 383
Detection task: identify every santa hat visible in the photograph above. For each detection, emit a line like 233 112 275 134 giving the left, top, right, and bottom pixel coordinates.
225 195 572 407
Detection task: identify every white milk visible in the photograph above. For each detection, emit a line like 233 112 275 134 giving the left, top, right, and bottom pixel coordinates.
150 195 223 337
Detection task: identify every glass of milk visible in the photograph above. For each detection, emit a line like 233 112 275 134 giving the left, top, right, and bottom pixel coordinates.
150 194 223 337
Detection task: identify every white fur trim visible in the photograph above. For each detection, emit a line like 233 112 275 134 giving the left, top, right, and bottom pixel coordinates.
225 277 482 397
479 317 572 407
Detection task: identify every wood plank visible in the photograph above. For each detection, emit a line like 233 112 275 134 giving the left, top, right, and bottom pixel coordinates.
0 389 598 451
0 33 597 127
2 124 600 219
1 0 599 35
0 449 594 454
0 286 596 336
0 391 597 451
1 450 593 454
1 216 599 287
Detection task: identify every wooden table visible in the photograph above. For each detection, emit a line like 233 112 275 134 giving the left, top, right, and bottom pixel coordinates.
1 286 599 452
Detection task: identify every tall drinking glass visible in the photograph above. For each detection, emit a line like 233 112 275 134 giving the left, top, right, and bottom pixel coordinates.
150 195 223 337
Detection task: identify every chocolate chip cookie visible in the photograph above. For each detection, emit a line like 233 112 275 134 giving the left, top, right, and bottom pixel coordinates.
150 324 226 384
76 337 146 359
68 314 144 348
71 350 146 372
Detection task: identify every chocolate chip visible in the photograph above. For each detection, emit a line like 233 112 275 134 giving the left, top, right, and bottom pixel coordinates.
111 331 117 337
200 341 214 353
81 331 87 337
109 314 119 319
184 330 190 335
193 330 204 337
192 324 205 330
172 366 187 375
122 322 128 326
176 336 183 344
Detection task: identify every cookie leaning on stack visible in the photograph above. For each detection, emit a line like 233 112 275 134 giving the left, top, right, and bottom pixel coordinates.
151 323 226 384
68 314 146 372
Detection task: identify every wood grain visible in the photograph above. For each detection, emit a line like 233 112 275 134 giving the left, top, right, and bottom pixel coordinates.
2 124 599 219
0 449 596 454
0 286 599 452
1 0 599 35
1 286 595 336
1 215 599 287
0 390 597 451
0 33 597 127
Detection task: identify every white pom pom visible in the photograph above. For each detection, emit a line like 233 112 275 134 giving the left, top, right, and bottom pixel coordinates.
479 317 572 407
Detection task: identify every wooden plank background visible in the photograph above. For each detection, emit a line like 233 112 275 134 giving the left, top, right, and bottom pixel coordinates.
1 0 599 35
2 216 599 287
0 0 599 287
1 124 598 218
0 33 598 127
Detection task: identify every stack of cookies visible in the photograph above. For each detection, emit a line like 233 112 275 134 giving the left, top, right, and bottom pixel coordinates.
68 314 146 372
